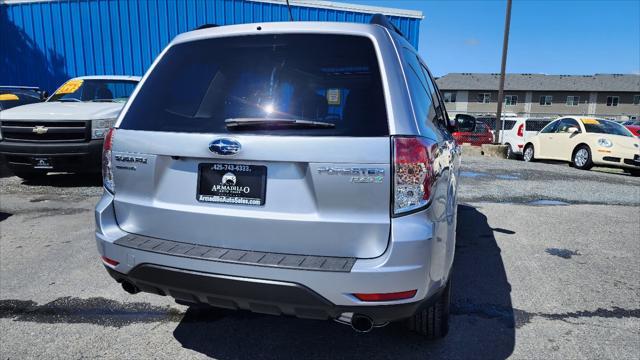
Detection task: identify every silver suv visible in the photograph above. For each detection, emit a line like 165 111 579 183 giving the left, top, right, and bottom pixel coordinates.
95 15 466 339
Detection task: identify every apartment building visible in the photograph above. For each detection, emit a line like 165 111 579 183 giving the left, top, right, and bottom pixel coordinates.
436 73 640 121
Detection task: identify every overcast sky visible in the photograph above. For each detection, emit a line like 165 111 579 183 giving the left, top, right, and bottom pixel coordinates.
344 0 640 77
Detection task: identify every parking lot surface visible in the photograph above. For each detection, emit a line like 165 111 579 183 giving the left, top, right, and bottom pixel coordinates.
1 156 639 359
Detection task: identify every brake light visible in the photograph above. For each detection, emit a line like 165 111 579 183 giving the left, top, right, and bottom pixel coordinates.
102 128 115 193
393 136 436 215
354 290 417 302
517 123 524 137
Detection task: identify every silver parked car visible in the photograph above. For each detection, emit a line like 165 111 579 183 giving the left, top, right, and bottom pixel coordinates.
95 15 469 338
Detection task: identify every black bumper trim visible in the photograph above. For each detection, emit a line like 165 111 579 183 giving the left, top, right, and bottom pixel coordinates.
114 234 356 272
0 139 103 171
106 264 438 323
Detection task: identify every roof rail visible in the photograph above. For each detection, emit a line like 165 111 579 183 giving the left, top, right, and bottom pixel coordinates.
369 13 405 39
195 24 220 30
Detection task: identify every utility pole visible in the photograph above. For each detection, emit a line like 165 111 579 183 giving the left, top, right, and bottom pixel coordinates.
495 0 512 143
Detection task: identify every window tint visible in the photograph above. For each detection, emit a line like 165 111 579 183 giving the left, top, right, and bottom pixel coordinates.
420 63 447 125
402 48 436 130
555 118 580 133
502 119 516 130
120 34 388 136
540 120 559 133
525 119 551 132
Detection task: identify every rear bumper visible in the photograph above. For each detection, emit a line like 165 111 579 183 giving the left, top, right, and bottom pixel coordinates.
95 192 446 322
0 139 103 172
105 264 442 323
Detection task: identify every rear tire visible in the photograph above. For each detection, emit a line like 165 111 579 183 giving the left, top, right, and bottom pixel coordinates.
572 145 593 170
523 144 535 162
11 168 48 181
406 279 451 340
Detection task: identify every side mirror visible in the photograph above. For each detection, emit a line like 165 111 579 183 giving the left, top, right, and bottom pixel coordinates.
567 127 580 134
454 114 477 132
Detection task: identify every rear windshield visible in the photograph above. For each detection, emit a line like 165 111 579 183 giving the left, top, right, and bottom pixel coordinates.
119 34 388 136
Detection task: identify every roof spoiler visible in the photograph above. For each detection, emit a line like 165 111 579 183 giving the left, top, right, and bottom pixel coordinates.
369 13 405 40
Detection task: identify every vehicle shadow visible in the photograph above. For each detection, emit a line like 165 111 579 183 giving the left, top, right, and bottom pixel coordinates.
19 173 102 188
172 204 515 360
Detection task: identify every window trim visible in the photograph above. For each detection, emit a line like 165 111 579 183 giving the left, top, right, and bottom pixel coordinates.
504 95 518 106
566 95 580 106
478 93 491 103
606 96 619 107
443 92 456 103
539 95 552 106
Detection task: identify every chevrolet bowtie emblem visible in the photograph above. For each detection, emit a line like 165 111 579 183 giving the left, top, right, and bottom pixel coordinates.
32 126 48 135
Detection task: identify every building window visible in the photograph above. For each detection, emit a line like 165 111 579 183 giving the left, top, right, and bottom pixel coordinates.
443 92 456 103
539 95 552 106
566 96 580 106
477 93 491 103
633 95 640 105
606 96 619 106
504 95 517 106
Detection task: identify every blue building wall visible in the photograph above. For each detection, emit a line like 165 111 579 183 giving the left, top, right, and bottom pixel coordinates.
0 0 421 93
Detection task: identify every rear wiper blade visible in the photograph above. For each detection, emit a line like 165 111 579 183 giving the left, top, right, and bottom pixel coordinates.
225 118 335 130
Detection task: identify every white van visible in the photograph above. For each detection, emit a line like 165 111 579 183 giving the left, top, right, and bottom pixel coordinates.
499 117 553 159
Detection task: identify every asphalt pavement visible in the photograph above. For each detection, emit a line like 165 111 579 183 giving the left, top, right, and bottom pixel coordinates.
0 156 638 359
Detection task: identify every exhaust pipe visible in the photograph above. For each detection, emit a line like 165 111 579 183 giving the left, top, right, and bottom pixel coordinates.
351 314 374 333
121 281 140 294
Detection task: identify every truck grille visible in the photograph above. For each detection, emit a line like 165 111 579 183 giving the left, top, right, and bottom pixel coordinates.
0 121 89 142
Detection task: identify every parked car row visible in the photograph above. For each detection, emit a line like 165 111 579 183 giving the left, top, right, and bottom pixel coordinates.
0 76 140 179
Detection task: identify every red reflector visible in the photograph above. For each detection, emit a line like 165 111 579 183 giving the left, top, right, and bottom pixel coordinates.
517 144 524 148
353 290 417 302
101 256 119 267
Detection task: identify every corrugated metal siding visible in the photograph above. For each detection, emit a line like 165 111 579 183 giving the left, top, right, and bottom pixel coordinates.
0 0 421 92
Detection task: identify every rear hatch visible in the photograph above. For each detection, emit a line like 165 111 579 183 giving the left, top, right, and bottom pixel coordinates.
112 33 391 259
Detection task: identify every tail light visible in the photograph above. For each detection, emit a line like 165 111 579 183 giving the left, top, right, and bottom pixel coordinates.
354 290 417 302
102 128 115 193
393 136 436 215
517 123 524 137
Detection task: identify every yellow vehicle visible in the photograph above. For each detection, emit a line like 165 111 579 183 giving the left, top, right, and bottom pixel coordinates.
523 117 640 175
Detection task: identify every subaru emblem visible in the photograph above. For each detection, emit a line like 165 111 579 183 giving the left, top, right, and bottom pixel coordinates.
209 138 241 155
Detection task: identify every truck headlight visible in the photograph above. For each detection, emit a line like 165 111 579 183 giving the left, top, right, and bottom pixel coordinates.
597 138 613 148
91 118 117 139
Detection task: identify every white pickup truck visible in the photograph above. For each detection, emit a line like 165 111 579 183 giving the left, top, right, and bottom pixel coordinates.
0 76 140 179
